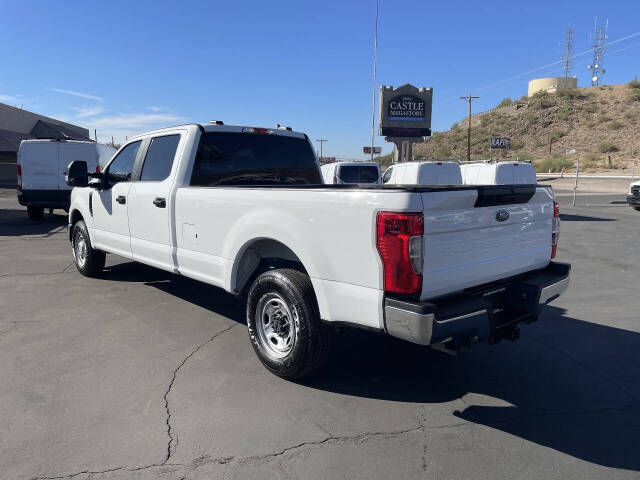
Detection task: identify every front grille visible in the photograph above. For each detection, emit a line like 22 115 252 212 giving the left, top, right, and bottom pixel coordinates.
632 186 640 197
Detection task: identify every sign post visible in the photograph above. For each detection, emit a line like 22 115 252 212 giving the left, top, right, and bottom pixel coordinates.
379 84 433 163
363 146 381 155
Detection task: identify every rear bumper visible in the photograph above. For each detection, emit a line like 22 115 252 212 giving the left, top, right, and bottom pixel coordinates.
627 195 640 207
17 189 71 209
383 262 570 346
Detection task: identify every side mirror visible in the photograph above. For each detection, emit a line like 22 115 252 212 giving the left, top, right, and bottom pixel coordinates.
66 161 88 187
88 176 103 189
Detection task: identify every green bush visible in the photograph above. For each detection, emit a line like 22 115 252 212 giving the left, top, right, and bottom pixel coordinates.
435 144 452 158
525 112 536 124
608 120 624 130
536 155 573 173
598 141 619 153
496 97 513 108
629 77 640 90
551 129 566 140
451 122 459 130
555 88 584 99
629 91 640 103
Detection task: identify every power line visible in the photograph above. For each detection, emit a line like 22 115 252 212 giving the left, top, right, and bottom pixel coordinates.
316 139 327 159
436 28 640 106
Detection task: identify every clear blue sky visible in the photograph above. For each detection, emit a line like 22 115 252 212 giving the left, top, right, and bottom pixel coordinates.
1 0 638 158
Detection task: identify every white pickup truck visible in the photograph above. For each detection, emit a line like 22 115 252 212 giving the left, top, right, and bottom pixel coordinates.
65 123 570 379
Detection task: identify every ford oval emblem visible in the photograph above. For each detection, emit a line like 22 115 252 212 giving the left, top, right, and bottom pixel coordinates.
495 209 510 222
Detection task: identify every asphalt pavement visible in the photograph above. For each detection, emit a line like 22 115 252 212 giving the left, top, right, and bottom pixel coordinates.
1 187 639 480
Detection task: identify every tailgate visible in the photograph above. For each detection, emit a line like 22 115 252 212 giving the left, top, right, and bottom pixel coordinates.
420 186 553 300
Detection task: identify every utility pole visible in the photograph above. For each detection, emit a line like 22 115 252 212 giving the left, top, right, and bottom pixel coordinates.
460 94 479 162
316 139 327 161
369 0 379 162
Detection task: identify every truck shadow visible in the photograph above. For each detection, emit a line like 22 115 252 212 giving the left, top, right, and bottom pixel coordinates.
559 213 616 222
0 208 68 237
99 261 640 471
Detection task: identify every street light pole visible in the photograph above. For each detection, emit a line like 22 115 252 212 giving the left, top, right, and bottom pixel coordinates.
460 94 479 162
316 139 327 161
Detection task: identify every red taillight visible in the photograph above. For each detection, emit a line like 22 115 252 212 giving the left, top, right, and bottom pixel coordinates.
333 172 337 184
551 201 560 258
376 212 424 294
16 164 22 191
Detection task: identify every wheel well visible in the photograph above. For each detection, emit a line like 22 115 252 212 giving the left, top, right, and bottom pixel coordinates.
69 210 84 241
233 239 307 294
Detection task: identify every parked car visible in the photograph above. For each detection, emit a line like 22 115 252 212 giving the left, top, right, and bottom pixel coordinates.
17 139 116 220
628 180 640 211
382 161 462 185
321 161 381 184
65 123 569 379
461 161 537 185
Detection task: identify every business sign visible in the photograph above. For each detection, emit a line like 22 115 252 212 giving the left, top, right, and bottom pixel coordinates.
379 84 432 138
490 137 511 149
363 146 382 154
387 96 425 122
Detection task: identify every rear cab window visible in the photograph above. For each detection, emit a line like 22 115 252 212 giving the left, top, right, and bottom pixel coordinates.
190 132 321 186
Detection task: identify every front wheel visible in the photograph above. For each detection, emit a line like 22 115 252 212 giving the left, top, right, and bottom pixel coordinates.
72 220 105 277
246 269 329 379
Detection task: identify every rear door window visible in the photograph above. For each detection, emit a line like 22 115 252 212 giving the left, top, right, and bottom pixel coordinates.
140 135 180 182
338 165 380 184
190 132 321 186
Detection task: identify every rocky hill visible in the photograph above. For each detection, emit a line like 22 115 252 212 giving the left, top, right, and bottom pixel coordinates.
409 80 640 172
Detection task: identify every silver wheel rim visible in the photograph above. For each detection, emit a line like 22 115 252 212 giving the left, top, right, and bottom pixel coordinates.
74 231 88 268
255 293 298 359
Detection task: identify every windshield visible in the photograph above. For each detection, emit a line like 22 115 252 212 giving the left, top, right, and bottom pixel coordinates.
338 165 380 184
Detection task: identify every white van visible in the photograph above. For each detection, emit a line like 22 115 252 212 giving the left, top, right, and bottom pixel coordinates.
17 139 116 219
382 161 462 185
321 162 381 184
460 161 537 185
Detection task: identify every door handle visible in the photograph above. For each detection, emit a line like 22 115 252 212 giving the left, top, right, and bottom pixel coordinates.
153 197 166 208
116 195 126 204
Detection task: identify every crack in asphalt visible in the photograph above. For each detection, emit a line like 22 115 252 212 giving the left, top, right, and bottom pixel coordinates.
163 323 237 464
30 400 640 479
0 262 75 278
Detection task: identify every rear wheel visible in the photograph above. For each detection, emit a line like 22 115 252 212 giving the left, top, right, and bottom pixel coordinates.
246 269 329 379
72 220 105 277
27 205 44 221
634 206 640 212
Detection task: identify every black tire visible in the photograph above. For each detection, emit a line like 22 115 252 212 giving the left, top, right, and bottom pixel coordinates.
634 206 640 212
246 268 329 379
72 220 106 277
27 205 44 221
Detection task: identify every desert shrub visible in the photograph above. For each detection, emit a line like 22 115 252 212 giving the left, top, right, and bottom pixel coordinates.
451 122 459 130
557 109 571 121
555 88 584 100
496 97 513 108
624 111 635 119
435 144 452 158
598 141 619 153
598 115 612 123
608 120 624 130
525 112 536 124
629 77 640 90
629 91 640 103
536 155 573 173
551 129 566 140
510 140 524 150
